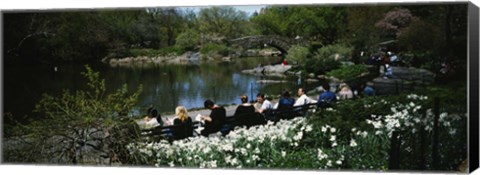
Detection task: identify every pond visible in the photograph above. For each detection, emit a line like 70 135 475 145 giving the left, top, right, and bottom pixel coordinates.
3 57 320 124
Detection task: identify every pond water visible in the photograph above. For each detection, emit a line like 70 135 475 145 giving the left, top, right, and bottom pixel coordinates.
4 57 320 124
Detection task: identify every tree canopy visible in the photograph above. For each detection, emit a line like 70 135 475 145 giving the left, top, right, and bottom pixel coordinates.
3 3 468 71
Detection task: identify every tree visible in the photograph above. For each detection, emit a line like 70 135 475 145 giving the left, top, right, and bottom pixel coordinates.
344 5 390 52
251 6 348 45
375 8 415 39
3 13 58 63
148 8 186 47
198 7 249 40
3 65 143 164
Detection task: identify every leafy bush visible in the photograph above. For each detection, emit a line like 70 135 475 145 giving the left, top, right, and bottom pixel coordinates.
200 43 229 59
175 29 200 51
286 45 310 65
3 65 143 164
305 44 353 74
326 64 368 81
315 44 353 62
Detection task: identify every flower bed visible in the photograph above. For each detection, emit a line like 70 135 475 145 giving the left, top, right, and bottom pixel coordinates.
126 93 467 171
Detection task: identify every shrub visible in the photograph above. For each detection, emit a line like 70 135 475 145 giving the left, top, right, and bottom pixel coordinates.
306 44 353 74
314 44 353 62
200 43 229 59
175 29 200 51
286 45 310 65
3 65 143 164
326 64 368 81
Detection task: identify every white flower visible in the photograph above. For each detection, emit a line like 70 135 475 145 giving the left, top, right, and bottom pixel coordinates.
247 136 254 141
329 135 336 141
351 128 357 132
202 146 211 154
241 148 248 155
375 131 383 135
294 131 303 141
305 125 313 132
332 142 338 147
350 139 357 147
327 160 332 167
366 119 372 124
443 121 451 127
372 121 383 129
361 131 368 138
281 151 286 157
336 160 342 165
409 102 415 107
449 129 457 135
222 143 234 152
330 127 336 133
169 161 175 167
321 126 327 132
254 147 260 154
209 160 217 168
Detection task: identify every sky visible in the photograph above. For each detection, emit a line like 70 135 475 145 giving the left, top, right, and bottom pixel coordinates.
233 5 266 15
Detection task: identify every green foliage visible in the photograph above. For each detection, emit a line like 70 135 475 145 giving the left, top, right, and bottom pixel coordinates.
3 65 143 164
198 7 249 39
200 43 229 59
175 29 200 51
251 6 348 45
345 6 389 51
119 47 185 58
326 64 368 81
304 44 353 74
315 44 353 61
286 45 310 65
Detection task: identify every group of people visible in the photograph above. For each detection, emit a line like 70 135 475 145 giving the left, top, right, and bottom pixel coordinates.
143 99 228 139
143 106 193 140
318 81 376 108
367 48 399 79
142 82 376 140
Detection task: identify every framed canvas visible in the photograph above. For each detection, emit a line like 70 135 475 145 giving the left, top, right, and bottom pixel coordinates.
1 0 479 175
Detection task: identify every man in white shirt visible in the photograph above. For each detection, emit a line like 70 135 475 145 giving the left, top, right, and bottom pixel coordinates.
293 88 317 107
255 93 272 113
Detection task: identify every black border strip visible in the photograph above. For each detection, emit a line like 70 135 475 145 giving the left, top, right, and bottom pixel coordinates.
469 2 479 173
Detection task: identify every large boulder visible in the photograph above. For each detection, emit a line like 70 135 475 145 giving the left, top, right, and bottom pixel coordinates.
372 66 435 95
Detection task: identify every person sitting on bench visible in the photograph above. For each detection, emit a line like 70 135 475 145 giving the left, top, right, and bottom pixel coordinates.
317 83 337 109
234 95 255 128
171 106 193 140
199 100 226 137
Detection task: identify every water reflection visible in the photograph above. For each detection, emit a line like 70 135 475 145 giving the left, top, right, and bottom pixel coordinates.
5 57 315 123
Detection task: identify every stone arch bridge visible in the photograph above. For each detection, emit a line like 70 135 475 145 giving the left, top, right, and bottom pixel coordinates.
228 35 308 55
